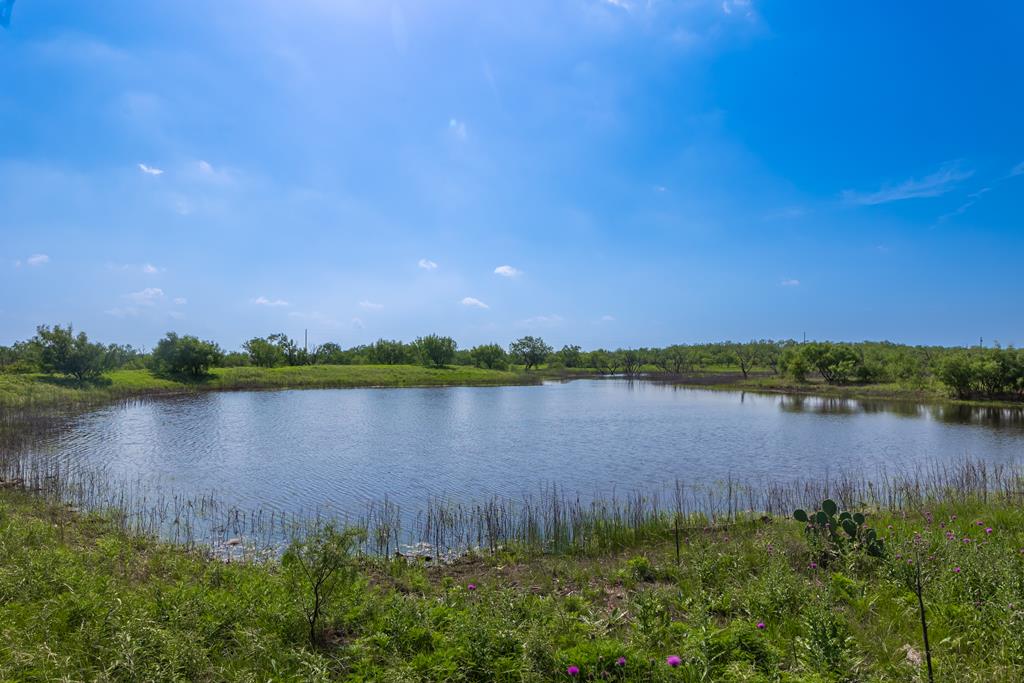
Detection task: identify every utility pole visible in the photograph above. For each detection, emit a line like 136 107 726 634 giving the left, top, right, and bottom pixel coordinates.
304 329 308 353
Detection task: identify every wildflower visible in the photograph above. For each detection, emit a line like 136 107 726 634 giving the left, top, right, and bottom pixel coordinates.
953 567 961 573
986 527 993 535
756 622 765 630
567 665 579 676
616 657 627 667
951 515 957 520
666 655 682 668
963 537 971 544
808 561 818 569
976 521 984 527
467 583 477 591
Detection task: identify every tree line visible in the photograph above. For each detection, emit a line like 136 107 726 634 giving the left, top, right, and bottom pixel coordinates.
3 325 1023 401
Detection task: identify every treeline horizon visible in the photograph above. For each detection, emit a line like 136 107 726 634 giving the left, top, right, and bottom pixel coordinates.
3 324 1024 401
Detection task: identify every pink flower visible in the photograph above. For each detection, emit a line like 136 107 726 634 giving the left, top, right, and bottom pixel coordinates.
986 527 993 535
808 561 818 569
756 622 765 630
616 657 627 667
666 655 682 668
953 567 961 573
467 583 477 591
567 665 579 676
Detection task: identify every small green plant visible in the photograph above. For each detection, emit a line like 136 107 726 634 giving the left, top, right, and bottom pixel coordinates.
282 523 365 646
793 498 884 563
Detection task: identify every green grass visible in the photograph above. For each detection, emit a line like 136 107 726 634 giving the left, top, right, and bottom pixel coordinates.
0 364 538 411
2 488 1023 681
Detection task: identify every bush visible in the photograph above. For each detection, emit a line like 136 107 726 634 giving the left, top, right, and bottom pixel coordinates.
414 334 457 368
470 344 508 370
149 333 224 378
33 325 110 382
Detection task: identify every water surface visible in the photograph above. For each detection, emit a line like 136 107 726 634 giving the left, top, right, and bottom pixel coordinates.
44 380 1024 521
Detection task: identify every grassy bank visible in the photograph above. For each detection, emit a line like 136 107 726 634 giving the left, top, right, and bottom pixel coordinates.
2 488 1023 681
0 364 538 411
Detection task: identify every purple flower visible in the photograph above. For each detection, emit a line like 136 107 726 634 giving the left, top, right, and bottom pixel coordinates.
467 583 477 591
616 657 627 667
953 566 961 573
808 561 818 569
977 521 984 527
567 665 579 676
756 622 765 630
986 527 993 535
666 655 682 668
963 537 971 544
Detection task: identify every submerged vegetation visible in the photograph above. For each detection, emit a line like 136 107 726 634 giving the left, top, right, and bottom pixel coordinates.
3 460 1024 681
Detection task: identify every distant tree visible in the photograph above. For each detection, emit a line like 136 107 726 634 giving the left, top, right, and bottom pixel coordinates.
557 344 583 368
150 332 224 378
415 334 457 368
221 351 252 367
368 339 410 365
728 342 762 379
470 343 509 370
313 342 349 365
104 343 145 370
244 336 286 367
589 349 620 375
936 353 974 399
509 336 552 370
654 345 697 375
33 324 110 382
619 348 645 376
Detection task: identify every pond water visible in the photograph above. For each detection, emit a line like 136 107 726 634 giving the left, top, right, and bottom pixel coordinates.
42 380 1024 523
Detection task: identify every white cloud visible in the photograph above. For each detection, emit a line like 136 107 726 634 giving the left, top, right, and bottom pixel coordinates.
604 0 632 10
600 314 616 322
359 300 384 310
1009 161 1024 177
141 263 160 274
19 253 50 267
197 160 214 174
460 297 489 309
522 314 564 326
780 279 801 287
841 162 973 205
138 163 164 176
653 185 668 193
252 296 289 307
448 118 468 141
418 258 438 270
173 297 187 305
127 287 165 305
493 265 522 278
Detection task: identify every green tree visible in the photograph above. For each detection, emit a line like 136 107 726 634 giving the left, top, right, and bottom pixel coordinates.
470 343 508 370
368 339 410 365
244 336 286 367
415 334 457 368
282 524 364 646
509 336 552 370
150 332 224 378
313 342 349 365
33 324 110 382
557 344 583 368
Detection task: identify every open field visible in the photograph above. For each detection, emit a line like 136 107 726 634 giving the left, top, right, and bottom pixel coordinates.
2 479 1023 681
0 364 538 411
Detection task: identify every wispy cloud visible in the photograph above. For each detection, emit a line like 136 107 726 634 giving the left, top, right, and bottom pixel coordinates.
1009 161 1024 178
112 262 163 274
252 296 289 307
460 297 489 309
15 253 50 268
448 118 468 141
600 314 616 322
127 287 164 305
418 258 438 270
493 265 522 278
939 187 991 222
841 162 973 205
603 0 632 10
138 163 164 176
522 313 564 326
780 279 800 287
358 300 383 310
173 297 187 305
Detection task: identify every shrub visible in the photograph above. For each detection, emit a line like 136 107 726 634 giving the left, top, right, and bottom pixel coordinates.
33 324 110 382
149 332 224 378
414 334 457 368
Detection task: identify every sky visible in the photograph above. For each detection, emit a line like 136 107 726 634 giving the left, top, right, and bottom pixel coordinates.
2 1 1023 351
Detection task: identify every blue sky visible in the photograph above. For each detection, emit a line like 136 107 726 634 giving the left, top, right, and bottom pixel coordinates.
2 1 1022 350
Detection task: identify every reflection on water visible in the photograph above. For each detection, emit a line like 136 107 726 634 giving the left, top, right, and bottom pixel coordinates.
34 380 1024 523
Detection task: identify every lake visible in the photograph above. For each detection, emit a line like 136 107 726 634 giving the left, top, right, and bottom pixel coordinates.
40 380 1024 530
